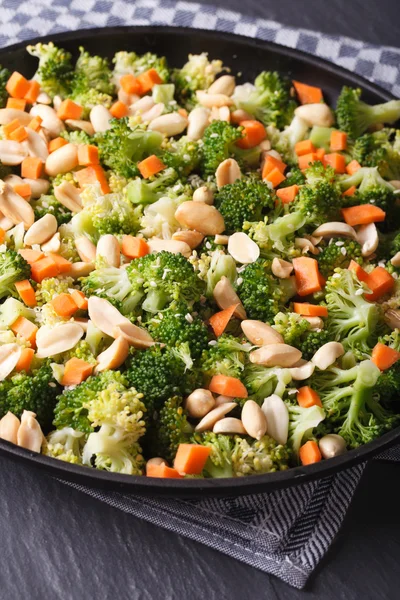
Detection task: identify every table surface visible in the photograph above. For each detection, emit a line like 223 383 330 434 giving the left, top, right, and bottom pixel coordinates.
2 1 400 598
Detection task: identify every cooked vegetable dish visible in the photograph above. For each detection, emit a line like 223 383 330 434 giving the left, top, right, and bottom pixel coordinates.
0 43 399 479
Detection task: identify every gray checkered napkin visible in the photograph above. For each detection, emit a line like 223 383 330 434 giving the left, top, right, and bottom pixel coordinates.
3 0 400 589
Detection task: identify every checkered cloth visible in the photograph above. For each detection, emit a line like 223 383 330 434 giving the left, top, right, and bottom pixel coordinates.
2 0 400 589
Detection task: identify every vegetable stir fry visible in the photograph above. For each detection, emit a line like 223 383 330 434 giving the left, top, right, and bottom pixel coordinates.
0 43 399 479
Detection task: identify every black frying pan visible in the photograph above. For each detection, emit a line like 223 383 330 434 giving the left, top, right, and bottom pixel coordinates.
0 26 398 498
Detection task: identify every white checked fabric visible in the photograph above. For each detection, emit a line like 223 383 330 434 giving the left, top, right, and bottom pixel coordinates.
2 0 399 588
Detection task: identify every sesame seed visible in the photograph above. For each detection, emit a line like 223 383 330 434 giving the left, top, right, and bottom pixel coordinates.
185 313 194 323
355 288 364 295
208 340 217 346
237 277 243 285
206 242 212 249
335 241 344 246
288 389 298 395
341 247 347 255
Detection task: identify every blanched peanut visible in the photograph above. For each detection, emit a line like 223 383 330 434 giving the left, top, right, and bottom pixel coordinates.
289 360 315 380
208 75 236 96
311 342 344 370
90 105 112 133
175 201 225 235
148 113 188 136
65 119 95 136
141 103 165 123
216 158 241 189
294 103 335 127
192 186 214 205
45 143 78 177
213 276 247 320
195 403 237 432
147 238 191 257
187 107 210 141
250 344 302 367
241 320 284 346
23 178 50 199
69 262 95 278
41 232 61 253
172 230 204 249
0 412 20 444
185 389 215 419
0 181 35 229
0 140 28 165
24 214 57 246
30 104 64 138
391 251 400 267
313 222 357 240
17 411 44 453
213 418 246 434
241 400 267 440
303 316 324 330
230 109 253 124
385 309 400 329
146 457 167 467
54 181 83 213
75 237 97 263
261 394 289 445
22 129 49 162
319 434 347 459
0 108 31 125
356 222 379 257
35 323 84 358
271 257 293 279
94 336 129 373
228 232 259 264
196 90 234 108
0 344 22 381
96 234 121 267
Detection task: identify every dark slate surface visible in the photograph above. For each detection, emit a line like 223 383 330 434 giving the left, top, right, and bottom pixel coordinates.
2 2 400 598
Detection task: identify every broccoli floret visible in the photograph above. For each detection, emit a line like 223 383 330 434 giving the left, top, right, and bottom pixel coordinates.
62 341 97 366
273 311 310 346
192 432 234 478
201 335 250 379
162 137 202 177
73 47 114 95
0 64 10 107
0 298 36 328
214 176 274 233
374 361 400 402
325 269 382 354
95 119 163 178
70 87 113 119
247 212 306 256
172 53 223 110
237 260 287 323
60 129 93 145
126 251 205 314
243 364 293 402
232 434 291 476
81 266 143 315
0 250 31 300
32 194 72 226
298 330 331 360
268 116 310 165
201 121 242 177
291 162 342 227
288 403 326 458
147 303 209 358
234 71 296 129
148 395 192 463
317 239 363 277
336 86 400 139
43 427 85 464
83 426 145 475
125 167 179 206
35 276 74 305
278 166 305 189
311 360 395 447
0 361 61 429
352 129 400 180
26 42 74 97
125 346 198 415
113 51 169 82
53 370 130 433
204 250 237 298
139 194 187 240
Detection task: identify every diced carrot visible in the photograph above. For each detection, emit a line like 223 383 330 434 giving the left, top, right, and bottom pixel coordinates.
297 386 322 408
27 116 43 131
13 183 31 198
61 358 94 386
341 204 386 226
57 99 83 121
77 144 99 166
9 125 28 143
121 235 150 259
364 267 394 301
236 120 267 149
146 463 183 478
120 74 143 95
208 375 248 398
136 69 163 93
30 256 59 283
209 304 238 337
15 280 36 307
3 118 20 138
24 80 40 104
6 71 30 99
346 159 361 175
18 248 44 264
371 343 400 371
174 444 212 475
292 81 323 105
178 108 188 118
0 227 5 244
292 257 323 296
6 98 26 110
110 100 129 119
330 130 347 151
342 185 357 197
15 347 35 373
10 316 38 347
298 152 319 170
48 137 68 153
70 290 88 311
265 167 286 188
348 260 369 283
138 154 166 179
293 302 328 317
74 165 110 194
262 155 287 178
315 147 326 161
294 139 316 156
299 440 322 465
51 293 78 317
323 152 346 174
21 157 43 179
276 184 299 204
47 253 72 274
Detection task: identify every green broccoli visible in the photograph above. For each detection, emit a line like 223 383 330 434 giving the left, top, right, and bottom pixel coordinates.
172 53 223 109
317 239 363 277
35 276 74 305
0 361 61 428
0 250 31 300
112 51 169 82
234 71 296 129
32 194 72 226
201 335 250 379
237 260 289 323
273 311 310 346
95 119 163 178
0 64 10 107
60 129 93 145
147 395 193 463
82 427 145 475
125 167 179 205
287 403 326 458
81 266 143 315
268 116 310 165
26 42 74 97
201 120 242 177
73 47 114 95
204 250 237 298
246 212 306 256
298 330 332 360
352 129 400 180
278 166 306 189
43 427 86 464
162 137 202 177
214 176 274 233
243 364 293 402
336 86 400 139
